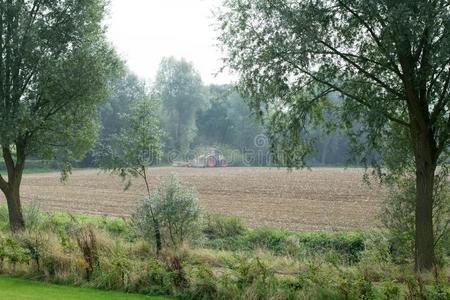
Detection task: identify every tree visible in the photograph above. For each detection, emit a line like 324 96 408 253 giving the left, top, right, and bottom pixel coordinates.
218 0 450 271
0 0 120 232
99 71 147 140
80 70 147 168
195 85 266 150
195 85 234 146
154 57 206 155
96 96 163 255
135 175 200 249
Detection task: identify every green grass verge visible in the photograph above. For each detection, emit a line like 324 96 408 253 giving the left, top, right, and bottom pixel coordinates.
0 276 170 300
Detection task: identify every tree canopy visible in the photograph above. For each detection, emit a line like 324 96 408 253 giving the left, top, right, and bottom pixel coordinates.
0 0 120 231
154 57 206 155
218 0 450 271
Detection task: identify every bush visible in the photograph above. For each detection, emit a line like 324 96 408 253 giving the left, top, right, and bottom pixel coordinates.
0 235 30 271
186 264 218 300
163 251 189 292
71 224 99 281
381 173 450 265
0 204 445 300
207 225 366 263
95 241 132 290
100 217 129 236
135 258 172 295
134 175 200 248
202 213 246 239
23 200 44 231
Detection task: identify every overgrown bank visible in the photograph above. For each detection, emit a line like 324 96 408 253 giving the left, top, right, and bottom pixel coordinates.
0 202 448 300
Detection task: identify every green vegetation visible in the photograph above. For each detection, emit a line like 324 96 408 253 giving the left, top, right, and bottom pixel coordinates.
0 0 448 298
96 96 163 254
0 276 168 300
0 0 121 232
0 199 447 300
155 57 207 155
218 0 450 272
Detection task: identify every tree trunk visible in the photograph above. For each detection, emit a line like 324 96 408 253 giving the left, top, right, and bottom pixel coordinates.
154 220 162 256
413 133 436 272
0 143 26 232
142 167 162 256
4 181 25 232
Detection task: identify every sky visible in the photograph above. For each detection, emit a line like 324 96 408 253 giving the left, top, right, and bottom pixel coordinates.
106 0 234 85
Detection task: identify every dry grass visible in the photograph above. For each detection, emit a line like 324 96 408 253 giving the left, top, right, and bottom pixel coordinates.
14 167 383 231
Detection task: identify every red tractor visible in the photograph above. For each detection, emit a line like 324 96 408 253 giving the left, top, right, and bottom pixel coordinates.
190 148 228 168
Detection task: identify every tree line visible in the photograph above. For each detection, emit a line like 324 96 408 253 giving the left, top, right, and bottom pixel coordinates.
85 58 353 168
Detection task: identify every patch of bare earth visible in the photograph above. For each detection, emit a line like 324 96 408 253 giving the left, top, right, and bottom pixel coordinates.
10 167 383 231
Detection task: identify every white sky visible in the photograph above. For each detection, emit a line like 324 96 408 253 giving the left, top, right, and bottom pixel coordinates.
106 0 234 85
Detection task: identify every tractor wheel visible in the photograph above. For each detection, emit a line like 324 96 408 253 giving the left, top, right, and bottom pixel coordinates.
207 157 216 167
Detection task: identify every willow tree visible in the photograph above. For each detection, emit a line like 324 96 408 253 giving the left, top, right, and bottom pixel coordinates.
218 0 450 271
0 0 120 231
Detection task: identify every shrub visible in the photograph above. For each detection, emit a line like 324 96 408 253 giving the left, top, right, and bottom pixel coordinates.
134 175 200 248
95 241 132 290
23 200 44 231
186 264 218 300
1 235 30 271
216 227 365 263
164 252 189 292
135 258 171 295
100 217 129 236
202 213 246 240
245 227 289 255
18 231 47 272
71 224 99 281
0 206 8 230
381 173 450 265
382 282 400 300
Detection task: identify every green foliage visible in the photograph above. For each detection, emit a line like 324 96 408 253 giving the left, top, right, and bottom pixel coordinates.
134 176 200 248
195 85 266 153
186 265 218 300
217 0 450 168
95 241 132 290
71 225 99 281
95 84 163 253
100 72 147 140
22 201 44 231
207 225 365 263
0 207 447 299
218 0 450 271
0 0 121 231
0 235 30 270
96 96 162 189
202 213 246 240
155 57 206 154
0 0 121 158
136 258 172 295
381 173 450 265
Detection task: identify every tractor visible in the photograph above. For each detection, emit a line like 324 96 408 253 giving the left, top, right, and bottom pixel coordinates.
173 148 228 168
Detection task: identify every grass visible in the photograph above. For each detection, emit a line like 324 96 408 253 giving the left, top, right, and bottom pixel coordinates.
0 276 170 300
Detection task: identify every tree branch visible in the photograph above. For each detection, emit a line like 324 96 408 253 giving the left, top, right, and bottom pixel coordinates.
318 39 404 99
431 67 450 124
276 51 410 127
335 0 402 76
0 173 8 192
2 145 15 183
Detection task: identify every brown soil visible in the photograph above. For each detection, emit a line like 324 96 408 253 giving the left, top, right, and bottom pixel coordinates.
14 167 384 231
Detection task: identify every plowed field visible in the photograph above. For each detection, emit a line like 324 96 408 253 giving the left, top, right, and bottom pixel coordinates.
14 167 383 231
